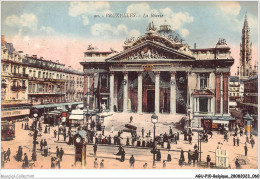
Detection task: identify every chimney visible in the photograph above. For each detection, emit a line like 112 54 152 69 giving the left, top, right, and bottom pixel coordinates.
194 43 196 49
56 60 59 63
32 55 37 59
40 57 44 60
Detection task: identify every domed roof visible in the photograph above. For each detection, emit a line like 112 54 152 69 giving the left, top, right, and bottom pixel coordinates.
157 24 183 43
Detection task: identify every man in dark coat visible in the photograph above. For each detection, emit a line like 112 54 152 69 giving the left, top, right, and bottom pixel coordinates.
188 135 192 144
156 150 161 161
169 127 173 135
236 137 240 146
130 116 133 123
129 155 135 168
93 144 97 155
233 137 236 146
54 130 57 138
250 138 255 148
108 135 111 145
100 159 104 169
59 148 64 161
56 146 60 158
142 127 145 138
121 149 125 162
206 155 211 167
179 150 185 165
167 150 171 162
188 150 192 165
244 144 248 156
6 148 11 161
23 153 29 168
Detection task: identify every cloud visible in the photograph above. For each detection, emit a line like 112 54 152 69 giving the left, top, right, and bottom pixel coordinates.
126 3 194 35
215 2 241 16
40 26 55 34
180 28 189 37
5 13 38 30
126 2 151 16
69 1 111 26
91 23 140 38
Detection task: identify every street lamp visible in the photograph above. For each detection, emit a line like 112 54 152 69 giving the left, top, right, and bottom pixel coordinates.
243 113 253 134
32 108 39 161
151 113 158 168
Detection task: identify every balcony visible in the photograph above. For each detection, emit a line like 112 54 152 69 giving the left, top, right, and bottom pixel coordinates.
11 85 21 91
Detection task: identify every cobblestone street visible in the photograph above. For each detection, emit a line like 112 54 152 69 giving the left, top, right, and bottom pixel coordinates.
1 113 258 169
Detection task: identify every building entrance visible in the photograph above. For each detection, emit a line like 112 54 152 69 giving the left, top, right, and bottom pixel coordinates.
147 90 155 112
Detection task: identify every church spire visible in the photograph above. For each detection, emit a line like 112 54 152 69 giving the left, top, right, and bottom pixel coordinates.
240 12 252 79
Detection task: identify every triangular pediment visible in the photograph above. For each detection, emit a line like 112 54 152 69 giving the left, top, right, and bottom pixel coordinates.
105 40 195 62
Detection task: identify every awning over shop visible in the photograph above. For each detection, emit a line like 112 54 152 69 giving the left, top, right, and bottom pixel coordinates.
213 120 229 124
34 102 83 109
69 114 84 120
202 116 236 121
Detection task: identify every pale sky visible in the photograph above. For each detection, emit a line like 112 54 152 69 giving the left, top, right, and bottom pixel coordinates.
1 1 258 74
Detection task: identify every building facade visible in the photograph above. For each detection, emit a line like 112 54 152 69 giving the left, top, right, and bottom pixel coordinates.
81 23 234 127
1 36 84 120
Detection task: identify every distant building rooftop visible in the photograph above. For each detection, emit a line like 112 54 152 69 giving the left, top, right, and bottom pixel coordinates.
229 76 239 82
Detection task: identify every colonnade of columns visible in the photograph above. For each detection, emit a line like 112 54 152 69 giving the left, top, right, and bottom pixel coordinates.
109 71 177 114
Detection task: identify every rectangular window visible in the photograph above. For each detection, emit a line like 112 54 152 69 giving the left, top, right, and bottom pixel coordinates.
38 71 41 78
199 98 208 113
200 75 208 89
39 84 43 92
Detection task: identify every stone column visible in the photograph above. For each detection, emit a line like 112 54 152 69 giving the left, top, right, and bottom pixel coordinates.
211 97 215 115
209 72 216 90
109 72 114 112
123 72 128 112
170 72 176 114
215 72 221 114
87 74 91 109
155 71 160 114
220 73 223 115
137 72 142 113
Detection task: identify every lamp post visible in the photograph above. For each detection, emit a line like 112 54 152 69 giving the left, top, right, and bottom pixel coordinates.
32 108 39 161
151 113 158 168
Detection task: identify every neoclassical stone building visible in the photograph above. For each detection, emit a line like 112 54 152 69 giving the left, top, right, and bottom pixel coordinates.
81 23 234 126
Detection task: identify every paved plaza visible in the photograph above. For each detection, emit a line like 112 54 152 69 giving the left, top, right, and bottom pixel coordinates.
1 113 258 169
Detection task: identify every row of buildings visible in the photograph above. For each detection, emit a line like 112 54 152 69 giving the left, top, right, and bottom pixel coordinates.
1 36 84 120
228 14 258 132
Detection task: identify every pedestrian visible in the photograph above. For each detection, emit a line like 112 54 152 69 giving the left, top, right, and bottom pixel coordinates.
250 138 255 148
48 125 50 134
94 158 98 168
130 116 133 123
233 137 236 146
54 130 57 138
209 131 213 138
167 150 171 162
235 159 241 169
21 123 23 129
44 125 48 133
56 146 60 158
177 132 179 140
167 140 171 149
246 135 249 144
179 150 185 166
93 144 97 155
100 159 104 169
143 163 147 169
142 127 145 138
59 148 64 161
129 155 135 168
244 144 248 156
188 150 192 165
40 139 44 151
224 132 228 142
206 155 211 167
156 149 161 161
240 128 243 137
184 132 187 141
51 157 55 169
63 132 66 141
163 160 166 168
188 135 192 144
236 137 240 146
121 149 125 162
194 144 198 150
148 130 151 137
22 153 29 168
169 126 173 135
6 148 11 161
